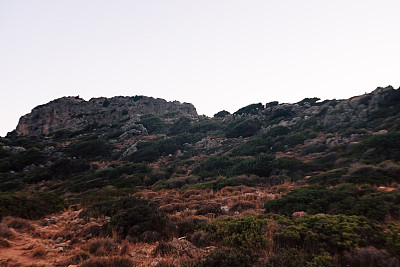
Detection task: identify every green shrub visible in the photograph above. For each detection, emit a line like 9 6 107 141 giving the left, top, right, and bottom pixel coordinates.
69 139 112 159
0 190 65 220
213 110 230 118
71 188 136 207
226 119 261 138
231 136 273 156
265 248 304 267
192 156 236 178
0 147 44 172
273 214 384 254
296 97 320 106
130 133 203 162
230 154 276 177
49 158 90 177
202 216 270 248
351 132 400 163
190 120 221 134
65 163 149 192
138 114 166 134
234 103 263 115
80 196 168 238
386 223 400 257
264 184 400 221
169 116 192 135
191 248 257 267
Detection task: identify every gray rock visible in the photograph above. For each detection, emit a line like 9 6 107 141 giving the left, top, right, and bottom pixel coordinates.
16 96 197 135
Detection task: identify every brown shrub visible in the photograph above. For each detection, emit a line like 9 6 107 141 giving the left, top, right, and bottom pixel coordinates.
80 256 134 267
342 246 400 267
188 195 206 202
0 223 14 239
219 186 235 195
140 231 160 242
196 203 221 215
68 250 90 265
86 238 118 256
6 218 35 232
119 240 130 256
153 242 174 256
32 246 48 258
230 201 256 212
159 203 185 213
0 237 10 247
186 201 201 210
181 189 202 198
189 231 211 248
152 259 176 267
80 223 102 238
53 226 74 241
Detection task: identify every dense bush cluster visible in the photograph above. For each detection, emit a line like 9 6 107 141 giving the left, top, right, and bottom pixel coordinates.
0 190 65 220
69 139 112 159
130 133 203 163
201 216 271 248
264 184 400 221
80 196 168 239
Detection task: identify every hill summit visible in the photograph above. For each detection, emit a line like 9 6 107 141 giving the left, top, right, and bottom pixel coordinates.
16 95 197 135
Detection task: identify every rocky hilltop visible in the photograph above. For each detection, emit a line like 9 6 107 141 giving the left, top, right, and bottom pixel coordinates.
16 96 197 135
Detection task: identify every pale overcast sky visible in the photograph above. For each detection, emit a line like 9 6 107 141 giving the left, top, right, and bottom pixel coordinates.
1 0 400 136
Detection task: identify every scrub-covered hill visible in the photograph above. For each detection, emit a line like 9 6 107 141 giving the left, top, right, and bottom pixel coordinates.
1 86 400 266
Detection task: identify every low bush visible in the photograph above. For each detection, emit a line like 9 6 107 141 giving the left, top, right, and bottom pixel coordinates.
264 184 400 221
0 223 13 239
80 196 168 238
350 131 400 163
130 133 203 163
226 119 261 138
80 256 134 267
191 248 257 267
201 216 271 248
0 147 44 172
341 246 399 267
86 238 118 256
69 139 112 159
272 214 384 254
0 190 65 220
386 223 400 257
138 114 166 134
6 218 34 231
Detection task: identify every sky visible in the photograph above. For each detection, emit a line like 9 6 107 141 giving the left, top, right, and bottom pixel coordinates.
1 0 400 137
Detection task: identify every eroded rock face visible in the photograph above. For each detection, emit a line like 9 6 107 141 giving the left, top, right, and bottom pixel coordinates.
16 96 197 135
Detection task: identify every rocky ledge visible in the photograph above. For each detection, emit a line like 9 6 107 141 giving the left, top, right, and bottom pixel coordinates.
16 95 197 135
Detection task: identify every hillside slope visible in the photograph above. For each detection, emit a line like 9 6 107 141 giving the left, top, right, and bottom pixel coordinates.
1 86 400 266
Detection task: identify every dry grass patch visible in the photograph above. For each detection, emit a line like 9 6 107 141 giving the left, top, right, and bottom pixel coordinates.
86 238 119 256
80 256 134 267
32 245 48 258
0 223 14 239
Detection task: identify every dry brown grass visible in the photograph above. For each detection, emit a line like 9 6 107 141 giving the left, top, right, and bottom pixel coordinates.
86 238 119 256
32 245 48 258
0 223 14 239
80 256 134 267
0 237 11 248
4 217 35 231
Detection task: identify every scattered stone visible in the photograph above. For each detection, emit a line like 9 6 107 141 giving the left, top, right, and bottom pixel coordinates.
292 211 307 219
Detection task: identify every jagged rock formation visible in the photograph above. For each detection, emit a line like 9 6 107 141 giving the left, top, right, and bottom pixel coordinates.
224 85 399 132
16 96 197 135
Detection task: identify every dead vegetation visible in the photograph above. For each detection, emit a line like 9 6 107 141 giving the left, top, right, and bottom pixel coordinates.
0 184 295 266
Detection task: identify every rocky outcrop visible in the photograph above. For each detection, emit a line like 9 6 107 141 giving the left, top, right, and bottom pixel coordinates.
224 86 399 134
16 96 197 135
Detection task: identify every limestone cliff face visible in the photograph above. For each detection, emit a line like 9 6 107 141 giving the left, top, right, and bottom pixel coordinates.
16 96 197 135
